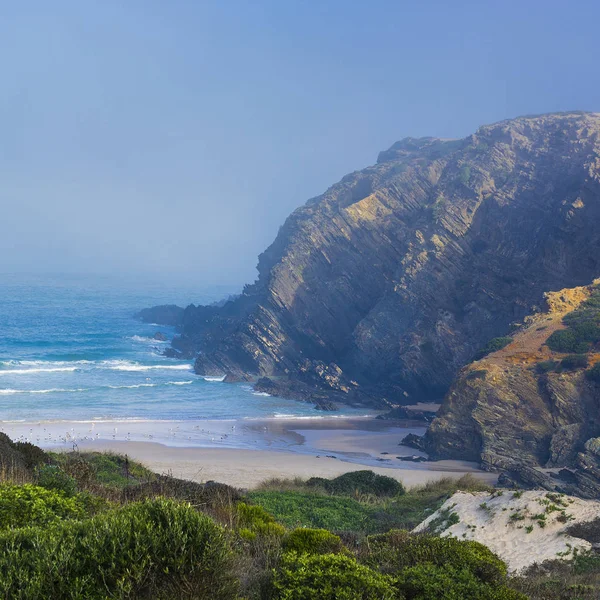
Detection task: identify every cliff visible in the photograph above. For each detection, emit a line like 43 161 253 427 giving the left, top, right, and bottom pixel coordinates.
425 282 600 498
162 112 600 408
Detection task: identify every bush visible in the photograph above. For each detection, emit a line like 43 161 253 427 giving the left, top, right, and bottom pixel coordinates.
283 528 345 555
536 360 559 374
474 337 513 360
12 442 49 470
547 329 591 353
272 552 396 599
307 471 405 498
586 363 600 382
35 464 77 496
236 501 285 537
0 483 86 529
560 354 589 371
364 533 507 585
396 563 526 600
0 498 238 599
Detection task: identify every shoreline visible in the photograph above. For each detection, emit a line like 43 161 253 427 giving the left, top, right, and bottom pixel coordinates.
1 416 497 489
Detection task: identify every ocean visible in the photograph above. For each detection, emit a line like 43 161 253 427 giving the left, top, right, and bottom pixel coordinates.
0 273 370 425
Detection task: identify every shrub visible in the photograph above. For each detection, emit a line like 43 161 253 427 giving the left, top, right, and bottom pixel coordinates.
307 471 405 498
364 533 507 585
474 337 513 360
560 354 589 371
586 363 600 382
396 563 526 600
35 464 77 496
0 483 86 529
283 528 345 555
547 330 590 353
536 360 559 374
0 499 238 599
12 442 49 469
272 552 396 599
236 501 285 537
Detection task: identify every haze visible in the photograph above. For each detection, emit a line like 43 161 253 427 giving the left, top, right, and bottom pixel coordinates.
1 0 599 286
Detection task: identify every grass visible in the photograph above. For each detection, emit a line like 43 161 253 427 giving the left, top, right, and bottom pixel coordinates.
250 475 492 535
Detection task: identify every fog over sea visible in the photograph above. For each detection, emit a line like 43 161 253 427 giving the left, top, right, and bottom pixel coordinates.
0 274 371 427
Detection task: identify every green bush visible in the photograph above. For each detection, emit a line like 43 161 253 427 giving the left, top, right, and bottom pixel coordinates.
307 470 405 498
0 483 86 529
547 329 591 353
35 464 77 496
0 498 238 599
536 360 559 374
364 533 507 585
272 552 396 599
12 441 49 469
236 501 285 537
396 563 526 600
586 363 600 382
474 337 513 360
560 354 589 371
283 528 345 555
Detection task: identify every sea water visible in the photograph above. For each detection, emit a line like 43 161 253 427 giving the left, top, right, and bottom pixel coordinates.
0 273 369 424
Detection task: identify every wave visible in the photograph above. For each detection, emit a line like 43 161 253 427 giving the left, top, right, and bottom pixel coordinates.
0 367 78 375
166 380 193 386
202 376 226 382
0 388 88 395
129 335 168 344
107 383 157 389
252 391 271 397
107 362 192 372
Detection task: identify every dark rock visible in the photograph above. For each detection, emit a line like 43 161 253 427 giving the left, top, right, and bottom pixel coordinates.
163 348 184 359
377 406 437 422
400 433 426 452
135 305 184 327
153 332 168 341
396 455 428 463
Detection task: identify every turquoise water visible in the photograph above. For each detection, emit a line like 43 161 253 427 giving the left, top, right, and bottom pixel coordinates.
0 274 368 423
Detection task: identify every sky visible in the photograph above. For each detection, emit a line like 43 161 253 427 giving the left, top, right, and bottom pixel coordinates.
1 0 599 287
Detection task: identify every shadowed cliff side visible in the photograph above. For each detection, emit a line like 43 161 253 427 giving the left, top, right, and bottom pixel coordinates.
155 112 600 407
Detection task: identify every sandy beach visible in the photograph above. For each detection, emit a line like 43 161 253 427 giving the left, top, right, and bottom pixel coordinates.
1 416 497 489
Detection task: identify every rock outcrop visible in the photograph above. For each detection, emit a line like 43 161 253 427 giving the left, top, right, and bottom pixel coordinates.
425 282 600 498
156 112 600 407
135 305 184 327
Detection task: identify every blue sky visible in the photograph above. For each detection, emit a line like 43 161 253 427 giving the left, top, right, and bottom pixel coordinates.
1 0 599 285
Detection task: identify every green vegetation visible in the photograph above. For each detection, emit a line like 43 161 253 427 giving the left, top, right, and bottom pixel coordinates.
586 362 600 382
306 470 405 498
272 552 396 599
546 287 600 353
1 437 599 598
282 528 345 555
0 499 237 600
560 354 589 371
474 337 513 360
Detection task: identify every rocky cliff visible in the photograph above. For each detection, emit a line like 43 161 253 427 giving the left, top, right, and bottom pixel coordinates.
425 282 600 498
163 112 600 408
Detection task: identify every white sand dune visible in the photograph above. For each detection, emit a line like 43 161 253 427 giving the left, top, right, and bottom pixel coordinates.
414 490 600 572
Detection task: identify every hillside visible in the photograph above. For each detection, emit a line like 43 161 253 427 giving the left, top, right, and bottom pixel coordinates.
153 112 600 407
425 282 600 498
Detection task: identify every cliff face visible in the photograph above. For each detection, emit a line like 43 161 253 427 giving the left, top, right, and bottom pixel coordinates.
425 283 600 498
177 112 600 406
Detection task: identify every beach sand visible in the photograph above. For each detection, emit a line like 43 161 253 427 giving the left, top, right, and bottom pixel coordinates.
72 440 497 489
2 417 497 489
